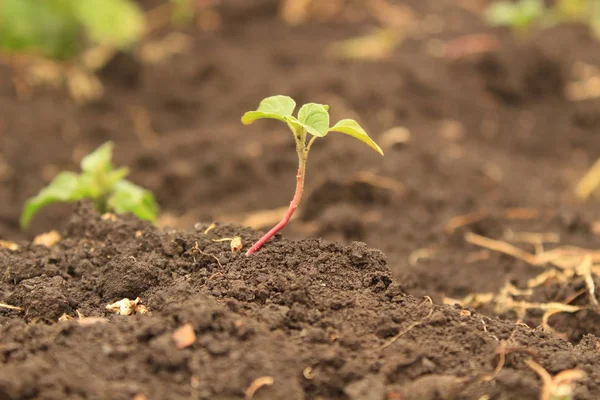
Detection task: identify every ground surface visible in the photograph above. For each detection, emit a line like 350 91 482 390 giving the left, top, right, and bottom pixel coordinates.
2 0 600 399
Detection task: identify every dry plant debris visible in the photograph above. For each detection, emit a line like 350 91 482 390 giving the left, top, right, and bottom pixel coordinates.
203 222 217 234
212 236 244 253
378 296 434 350
445 210 489 234
526 359 587 400
482 339 536 383
576 157 600 200
0 302 23 311
33 230 61 247
245 376 274 400
172 323 196 350
191 241 223 268
455 226 600 335
105 297 148 316
0 240 19 251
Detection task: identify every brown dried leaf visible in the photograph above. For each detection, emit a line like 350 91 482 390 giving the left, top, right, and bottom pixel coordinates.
58 313 75 321
230 236 243 253
245 376 274 400
172 323 196 350
0 240 19 251
105 297 144 316
204 222 217 234
0 302 23 311
33 230 61 247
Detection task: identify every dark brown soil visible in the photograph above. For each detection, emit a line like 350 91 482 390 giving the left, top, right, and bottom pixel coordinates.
3 0 600 398
1 203 599 400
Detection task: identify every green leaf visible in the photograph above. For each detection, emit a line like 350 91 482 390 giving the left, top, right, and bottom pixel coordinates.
81 142 114 173
241 95 296 125
329 119 384 156
484 0 545 29
0 0 81 59
107 167 130 186
484 2 518 26
297 103 330 137
107 180 159 222
73 0 144 49
20 172 85 228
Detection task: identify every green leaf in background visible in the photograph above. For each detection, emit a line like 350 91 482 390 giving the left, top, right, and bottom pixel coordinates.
329 119 383 156
171 0 195 26
20 172 86 228
590 0 600 38
241 95 297 124
484 1 519 26
0 0 81 59
80 141 114 173
297 103 330 137
107 180 159 222
484 0 545 32
20 141 158 229
73 0 144 50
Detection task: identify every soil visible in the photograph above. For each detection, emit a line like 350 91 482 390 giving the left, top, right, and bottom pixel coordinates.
3 0 600 399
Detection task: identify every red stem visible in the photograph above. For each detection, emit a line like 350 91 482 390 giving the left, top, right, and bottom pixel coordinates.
245 156 306 256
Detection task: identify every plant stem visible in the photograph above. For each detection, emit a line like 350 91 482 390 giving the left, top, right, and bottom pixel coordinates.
245 135 315 256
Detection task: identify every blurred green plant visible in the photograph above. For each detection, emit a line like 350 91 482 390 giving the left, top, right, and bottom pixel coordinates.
484 0 600 38
0 0 145 60
170 0 196 26
484 0 547 36
21 142 158 229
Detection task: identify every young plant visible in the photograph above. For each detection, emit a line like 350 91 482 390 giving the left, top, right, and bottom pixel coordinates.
20 142 158 229
0 0 144 60
484 0 547 36
241 95 383 256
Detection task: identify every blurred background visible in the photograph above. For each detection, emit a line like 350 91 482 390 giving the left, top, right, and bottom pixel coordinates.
2 0 600 311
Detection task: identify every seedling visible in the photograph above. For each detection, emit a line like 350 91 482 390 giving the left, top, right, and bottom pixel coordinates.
485 0 600 38
241 95 383 256
20 142 158 229
0 0 144 60
484 0 547 36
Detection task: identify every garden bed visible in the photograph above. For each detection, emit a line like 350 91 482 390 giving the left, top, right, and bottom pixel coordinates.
3 0 600 399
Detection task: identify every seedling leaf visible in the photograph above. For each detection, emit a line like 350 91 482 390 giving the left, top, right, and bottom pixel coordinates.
73 0 144 49
485 1 518 26
241 95 297 125
330 119 384 155
21 141 157 229
484 0 546 32
107 180 159 222
81 142 114 173
298 103 329 137
0 0 81 59
20 172 85 228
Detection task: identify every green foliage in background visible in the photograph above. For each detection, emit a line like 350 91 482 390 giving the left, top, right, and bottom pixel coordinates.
484 0 546 35
485 0 600 38
0 0 145 60
21 142 158 229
